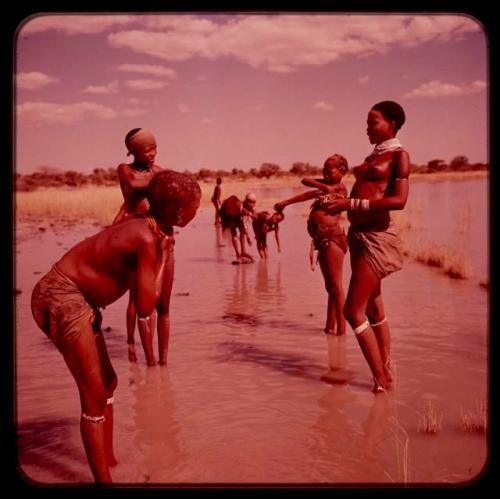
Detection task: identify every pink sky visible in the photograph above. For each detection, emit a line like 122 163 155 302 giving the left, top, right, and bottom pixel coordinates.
15 13 488 174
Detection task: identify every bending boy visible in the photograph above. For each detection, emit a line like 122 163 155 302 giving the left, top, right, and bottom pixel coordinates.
31 171 201 483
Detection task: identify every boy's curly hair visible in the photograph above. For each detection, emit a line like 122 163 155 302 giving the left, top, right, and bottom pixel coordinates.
147 170 201 216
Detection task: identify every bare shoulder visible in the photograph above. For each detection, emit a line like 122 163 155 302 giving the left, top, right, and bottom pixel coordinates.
117 162 132 177
152 165 164 174
115 216 155 245
393 149 410 178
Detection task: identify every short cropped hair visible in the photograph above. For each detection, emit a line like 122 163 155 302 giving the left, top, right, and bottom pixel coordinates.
147 170 201 216
323 154 348 175
125 128 142 144
371 101 406 131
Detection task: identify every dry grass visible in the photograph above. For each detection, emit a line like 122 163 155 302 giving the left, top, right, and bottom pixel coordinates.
401 240 472 279
419 400 442 435
15 186 123 227
393 195 474 280
461 399 487 433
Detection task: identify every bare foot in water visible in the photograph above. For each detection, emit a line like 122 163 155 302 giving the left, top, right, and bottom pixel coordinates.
320 369 349 385
372 376 389 393
128 343 137 363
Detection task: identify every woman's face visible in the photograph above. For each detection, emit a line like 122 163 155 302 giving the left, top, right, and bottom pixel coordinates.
366 109 395 145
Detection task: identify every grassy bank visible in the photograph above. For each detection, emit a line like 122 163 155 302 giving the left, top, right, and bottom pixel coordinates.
15 173 487 283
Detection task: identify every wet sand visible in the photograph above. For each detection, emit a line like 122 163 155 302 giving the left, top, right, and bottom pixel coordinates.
15 182 488 486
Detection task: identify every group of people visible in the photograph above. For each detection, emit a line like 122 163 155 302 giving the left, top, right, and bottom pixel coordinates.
30 100 409 483
212 187 285 264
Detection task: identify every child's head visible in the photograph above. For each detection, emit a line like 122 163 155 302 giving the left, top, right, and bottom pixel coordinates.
147 170 201 227
323 154 348 183
271 211 285 224
125 128 157 166
243 192 257 211
367 101 405 144
216 177 222 185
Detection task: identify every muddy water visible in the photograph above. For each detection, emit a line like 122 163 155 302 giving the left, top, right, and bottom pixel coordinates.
15 179 488 485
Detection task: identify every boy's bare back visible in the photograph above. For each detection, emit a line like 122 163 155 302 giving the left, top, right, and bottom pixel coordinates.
56 216 168 309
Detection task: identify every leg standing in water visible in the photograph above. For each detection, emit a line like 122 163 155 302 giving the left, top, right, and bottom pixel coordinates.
326 100 409 392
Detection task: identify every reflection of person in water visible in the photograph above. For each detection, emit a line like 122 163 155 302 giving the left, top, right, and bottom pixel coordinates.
128 364 187 483
311 388 392 482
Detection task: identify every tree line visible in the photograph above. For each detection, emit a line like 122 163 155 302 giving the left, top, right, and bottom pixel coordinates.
15 156 488 191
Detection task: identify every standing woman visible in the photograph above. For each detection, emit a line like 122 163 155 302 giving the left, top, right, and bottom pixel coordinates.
325 101 410 392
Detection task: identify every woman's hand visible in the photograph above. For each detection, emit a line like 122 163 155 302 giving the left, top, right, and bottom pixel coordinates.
274 202 286 212
323 198 350 214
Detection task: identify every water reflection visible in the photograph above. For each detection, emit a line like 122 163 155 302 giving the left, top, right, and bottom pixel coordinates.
310 389 393 483
17 416 90 483
214 224 226 263
217 340 325 382
128 364 188 483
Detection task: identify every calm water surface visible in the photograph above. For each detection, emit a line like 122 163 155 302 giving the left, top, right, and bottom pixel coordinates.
15 178 488 485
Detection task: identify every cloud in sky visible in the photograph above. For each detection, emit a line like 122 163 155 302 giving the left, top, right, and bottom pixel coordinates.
313 101 334 111
21 14 137 35
124 79 167 90
83 80 119 94
122 108 148 117
106 14 480 72
404 79 487 98
17 101 118 124
17 71 59 90
116 63 177 79
358 75 370 84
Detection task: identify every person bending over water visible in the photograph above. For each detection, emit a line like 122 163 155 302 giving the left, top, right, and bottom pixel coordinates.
31 171 201 483
275 154 349 337
219 193 257 263
252 210 285 258
324 101 409 393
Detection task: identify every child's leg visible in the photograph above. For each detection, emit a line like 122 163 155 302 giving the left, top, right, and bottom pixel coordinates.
137 317 156 366
344 254 388 391
157 251 175 366
366 290 392 382
126 289 136 345
318 243 346 335
231 234 241 259
62 325 113 483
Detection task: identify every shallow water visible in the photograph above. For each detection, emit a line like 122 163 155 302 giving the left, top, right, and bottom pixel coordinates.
15 179 488 485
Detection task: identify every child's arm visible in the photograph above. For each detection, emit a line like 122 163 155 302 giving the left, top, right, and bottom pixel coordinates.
325 152 410 213
274 226 281 253
274 189 322 211
118 163 156 195
301 177 330 192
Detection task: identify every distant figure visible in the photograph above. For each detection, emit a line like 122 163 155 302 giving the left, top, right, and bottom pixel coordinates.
323 100 410 393
274 154 349 342
211 177 222 225
241 192 257 247
31 170 201 483
112 128 163 363
219 193 257 263
252 211 285 258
